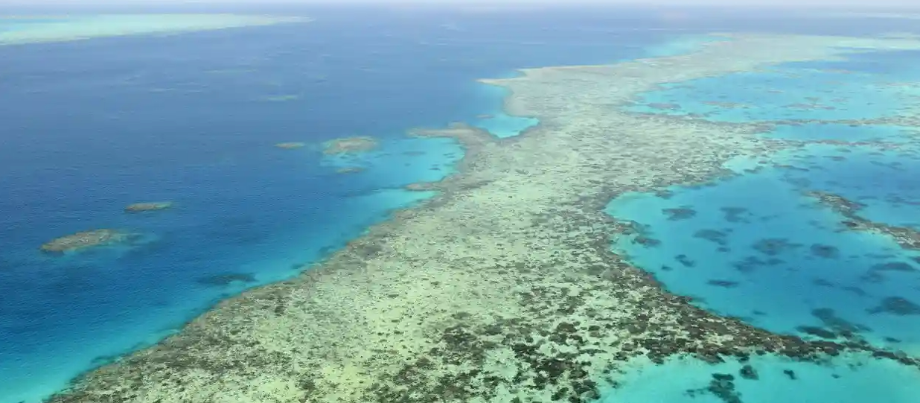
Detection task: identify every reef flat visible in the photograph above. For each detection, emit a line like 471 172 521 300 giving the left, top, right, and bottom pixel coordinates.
0 15 308 46
49 34 920 402
40 229 128 254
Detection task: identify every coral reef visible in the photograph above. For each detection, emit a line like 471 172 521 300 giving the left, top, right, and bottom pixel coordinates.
275 142 306 150
40 229 127 254
125 202 173 213
322 136 379 154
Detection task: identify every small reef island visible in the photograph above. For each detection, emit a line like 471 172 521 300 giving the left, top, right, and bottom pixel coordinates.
49 33 920 403
336 166 366 174
40 229 127 254
124 201 173 213
274 142 306 150
322 136 379 154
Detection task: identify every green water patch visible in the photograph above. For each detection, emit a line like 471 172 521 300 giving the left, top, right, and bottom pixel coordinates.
0 14 305 46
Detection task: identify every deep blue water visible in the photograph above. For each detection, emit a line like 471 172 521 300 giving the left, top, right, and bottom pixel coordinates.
3 6 920 403
0 8 685 403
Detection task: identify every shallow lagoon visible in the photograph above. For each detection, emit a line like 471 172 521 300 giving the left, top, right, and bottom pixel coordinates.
627 66 920 122
778 143 920 230
607 148 920 353
605 42 920 403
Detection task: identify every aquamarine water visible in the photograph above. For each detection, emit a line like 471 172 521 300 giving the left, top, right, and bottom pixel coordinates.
628 66 915 122
3 6 920 403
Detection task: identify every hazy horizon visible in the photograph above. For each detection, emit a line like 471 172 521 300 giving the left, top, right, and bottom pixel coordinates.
1 0 919 9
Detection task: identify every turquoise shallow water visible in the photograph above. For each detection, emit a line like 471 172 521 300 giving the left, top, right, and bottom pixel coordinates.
767 123 916 142
602 45 920 402
628 66 920 122
473 86 539 139
607 149 920 352
778 143 920 230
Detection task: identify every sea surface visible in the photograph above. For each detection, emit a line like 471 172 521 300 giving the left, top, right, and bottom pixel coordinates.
2 6 920 403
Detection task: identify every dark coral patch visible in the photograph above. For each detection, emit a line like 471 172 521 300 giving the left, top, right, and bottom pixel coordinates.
796 326 837 339
752 238 801 256
707 280 739 288
871 262 916 273
867 296 920 316
812 308 869 337
720 207 749 223
675 254 696 267
809 244 839 259
634 236 662 247
694 229 728 246
663 207 697 221
739 365 758 380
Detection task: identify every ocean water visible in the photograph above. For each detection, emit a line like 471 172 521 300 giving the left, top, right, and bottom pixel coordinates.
603 39 920 402
0 8 685 403
3 7 920 403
